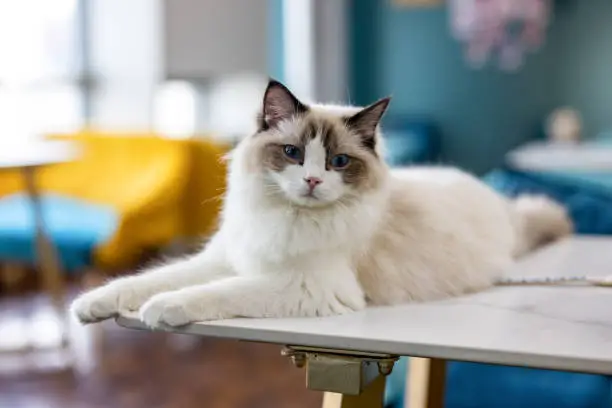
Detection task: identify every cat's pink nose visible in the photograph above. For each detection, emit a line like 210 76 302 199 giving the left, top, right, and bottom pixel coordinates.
304 176 323 189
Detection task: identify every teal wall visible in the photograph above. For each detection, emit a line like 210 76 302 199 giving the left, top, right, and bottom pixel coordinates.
551 0 612 138
349 0 382 106
268 0 610 173
350 0 562 173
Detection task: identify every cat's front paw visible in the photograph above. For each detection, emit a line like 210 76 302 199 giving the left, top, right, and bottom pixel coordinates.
139 292 229 327
71 280 149 324
71 285 120 324
139 293 195 328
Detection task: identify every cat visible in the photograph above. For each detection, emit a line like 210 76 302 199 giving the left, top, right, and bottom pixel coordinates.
71 79 572 328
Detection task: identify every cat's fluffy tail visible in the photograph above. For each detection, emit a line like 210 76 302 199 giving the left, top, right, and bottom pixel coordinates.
511 195 573 257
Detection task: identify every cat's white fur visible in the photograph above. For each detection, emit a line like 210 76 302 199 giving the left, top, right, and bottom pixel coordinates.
71 100 571 327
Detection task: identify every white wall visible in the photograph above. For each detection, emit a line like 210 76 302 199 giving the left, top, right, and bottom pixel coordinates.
282 0 315 101
89 0 162 129
314 0 348 104
164 0 268 78
282 0 348 104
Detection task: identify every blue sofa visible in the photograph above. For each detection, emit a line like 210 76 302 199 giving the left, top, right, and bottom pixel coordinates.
386 358 612 408
0 193 117 272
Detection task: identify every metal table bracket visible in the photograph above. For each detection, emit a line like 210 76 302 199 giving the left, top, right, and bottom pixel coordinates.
282 346 398 396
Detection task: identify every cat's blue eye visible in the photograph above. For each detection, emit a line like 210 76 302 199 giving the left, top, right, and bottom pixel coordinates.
330 154 350 169
283 144 301 160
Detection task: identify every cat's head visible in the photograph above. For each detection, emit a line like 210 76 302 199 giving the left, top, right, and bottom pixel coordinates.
236 79 391 208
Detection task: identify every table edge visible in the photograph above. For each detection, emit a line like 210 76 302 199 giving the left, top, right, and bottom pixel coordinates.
115 315 612 376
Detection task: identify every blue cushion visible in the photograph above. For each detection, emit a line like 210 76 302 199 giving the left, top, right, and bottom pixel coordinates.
484 168 612 235
447 363 611 408
0 193 118 272
385 358 612 408
383 118 441 166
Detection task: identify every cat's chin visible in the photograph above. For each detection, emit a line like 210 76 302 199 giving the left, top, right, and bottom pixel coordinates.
287 194 337 209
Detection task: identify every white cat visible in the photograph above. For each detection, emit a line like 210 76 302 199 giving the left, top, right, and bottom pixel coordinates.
71 80 572 327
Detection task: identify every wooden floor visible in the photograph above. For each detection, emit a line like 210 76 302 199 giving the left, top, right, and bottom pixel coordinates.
0 292 323 408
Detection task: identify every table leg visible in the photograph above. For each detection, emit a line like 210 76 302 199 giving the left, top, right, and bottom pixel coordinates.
406 358 447 408
322 375 387 408
22 168 66 319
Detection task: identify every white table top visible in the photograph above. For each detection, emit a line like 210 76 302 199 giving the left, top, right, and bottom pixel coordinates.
0 140 80 169
507 141 612 171
117 236 612 375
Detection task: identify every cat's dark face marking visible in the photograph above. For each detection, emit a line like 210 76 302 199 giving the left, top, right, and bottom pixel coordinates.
247 79 391 207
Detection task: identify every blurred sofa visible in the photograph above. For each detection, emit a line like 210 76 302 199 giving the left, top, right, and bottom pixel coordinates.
0 130 228 272
383 116 441 166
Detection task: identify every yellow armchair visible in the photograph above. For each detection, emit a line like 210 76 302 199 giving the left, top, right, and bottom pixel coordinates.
0 131 228 270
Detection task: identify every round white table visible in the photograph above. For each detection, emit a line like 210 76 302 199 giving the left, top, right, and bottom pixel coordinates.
507 141 612 171
0 140 80 350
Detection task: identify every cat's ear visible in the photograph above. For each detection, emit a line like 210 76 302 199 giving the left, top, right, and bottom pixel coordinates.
260 79 308 130
346 97 391 150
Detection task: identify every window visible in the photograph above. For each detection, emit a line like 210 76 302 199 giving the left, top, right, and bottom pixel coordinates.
0 0 84 143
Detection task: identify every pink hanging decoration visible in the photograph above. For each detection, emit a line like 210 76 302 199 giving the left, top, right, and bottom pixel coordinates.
449 0 552 71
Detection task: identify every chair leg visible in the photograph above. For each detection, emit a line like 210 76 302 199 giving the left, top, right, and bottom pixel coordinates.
406 358 447 408
22 167 66 313
322 375 387 408
0 263 27 292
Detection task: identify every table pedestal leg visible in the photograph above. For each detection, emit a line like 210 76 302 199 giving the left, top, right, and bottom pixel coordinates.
322 375 387 408
22 168 67 325
406 357 447 408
